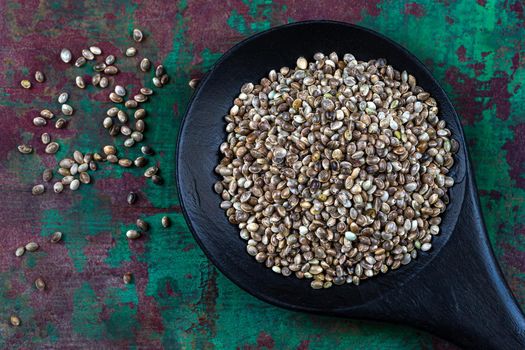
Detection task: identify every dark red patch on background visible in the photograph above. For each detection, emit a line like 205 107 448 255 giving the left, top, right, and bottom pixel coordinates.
297 340 310 350
477 0 487 6
511 52 521 75
500 226 525 271
240 331 276 350
184 1 244 63
479 189 503 201
510 0 524 24
456 45 467 62
404 3 425 17
274 0 381 22
182 243 195 252
190 266 219 343
257 332 275 349
445 67 511 123
446 16 454 24
467 62 485 76
503 123 525 189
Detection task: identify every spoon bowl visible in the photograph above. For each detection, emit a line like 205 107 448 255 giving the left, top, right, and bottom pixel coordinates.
176 21 525 349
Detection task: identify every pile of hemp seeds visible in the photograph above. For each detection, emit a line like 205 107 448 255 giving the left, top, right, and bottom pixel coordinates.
12 28 185 327
215 52 458 289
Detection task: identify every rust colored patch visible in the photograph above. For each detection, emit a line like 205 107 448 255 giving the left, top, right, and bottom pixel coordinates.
477 0 487 6
445 16 454 24
404 3 425 17
456 45 467 62
503 123 525 189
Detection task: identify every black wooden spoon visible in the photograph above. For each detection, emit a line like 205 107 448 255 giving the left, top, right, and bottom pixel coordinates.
176 21 525 349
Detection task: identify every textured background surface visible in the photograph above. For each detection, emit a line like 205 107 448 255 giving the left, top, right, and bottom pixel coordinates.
0 1 524 349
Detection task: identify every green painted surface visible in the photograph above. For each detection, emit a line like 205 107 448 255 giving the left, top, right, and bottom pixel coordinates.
0 1 524 349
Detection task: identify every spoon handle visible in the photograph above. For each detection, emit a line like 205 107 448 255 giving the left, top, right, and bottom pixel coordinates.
376 174 525 349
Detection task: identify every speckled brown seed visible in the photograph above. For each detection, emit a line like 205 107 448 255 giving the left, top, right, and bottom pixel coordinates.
60 48 72 63
35 71 45 83
104 66 119 75
99 77 109 88
132 28 143 42
139 58 151 72
144 166 158 177
136 219 149 231
45 142 59 154
161 216 170 228
15 247 25 257
18 144 33 154
42 169 53 182
32 184 45 195
25 242 39 252
75 57 86 67
55 118 67 129
35 277 46 291
105 55 115 65
50 231 63 243
20 80 31 89
10 315 21 327
126 230 140 240
127 192 137 205
152 175 163 185
125 47 137 57
41 133 51 144
189 78 199 89
134 156 147 167
123 272 133 284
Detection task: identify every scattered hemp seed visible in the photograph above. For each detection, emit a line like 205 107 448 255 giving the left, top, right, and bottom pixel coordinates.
50 231 63 243
10 315 21 327
127 192 137 205
132 28 143 42
161 216 170 228
123 272 133 284
60 48 72 63
35 71 45 83
35 277 46 291
189 78 199 89
126 229 140 240
21 80 31 89
25 242 39 252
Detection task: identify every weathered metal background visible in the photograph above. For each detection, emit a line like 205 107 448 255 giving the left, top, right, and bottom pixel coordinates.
0 1 523 349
